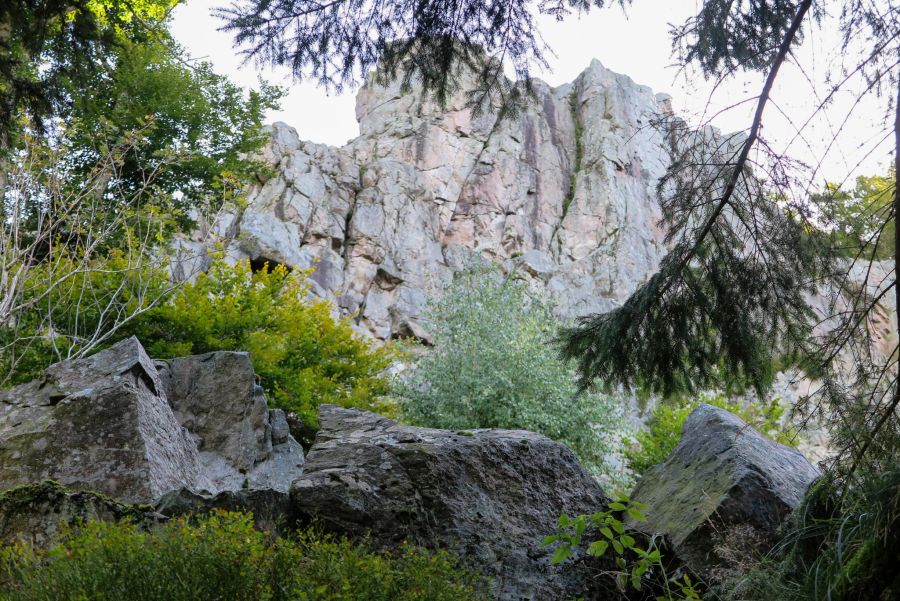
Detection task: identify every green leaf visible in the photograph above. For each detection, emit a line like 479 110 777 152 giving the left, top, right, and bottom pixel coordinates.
608 502 627 511
600 527 614 540
612 540 624 554
621 534 635 548
627 507 646 522
587 540 609 557
611 519 625 534
551 546 572 565
541 535 557 546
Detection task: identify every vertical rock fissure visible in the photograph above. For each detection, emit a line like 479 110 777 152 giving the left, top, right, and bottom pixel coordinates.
563 88 584 221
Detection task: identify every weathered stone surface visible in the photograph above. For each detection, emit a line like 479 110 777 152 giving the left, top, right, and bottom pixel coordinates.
291 404 608 601
211 59 670 342
155 487 296 534
156 352 305 493
0 340 305 503
629 404 821 579
0 338 204 502
0 480 163 547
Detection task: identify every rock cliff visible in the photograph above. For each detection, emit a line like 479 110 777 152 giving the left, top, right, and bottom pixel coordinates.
179 59 673 341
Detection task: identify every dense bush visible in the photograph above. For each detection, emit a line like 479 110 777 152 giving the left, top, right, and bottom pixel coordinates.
1 250 172 387
394 260 626 482
130 258 397 438
0 512 484 601
624 394 797 475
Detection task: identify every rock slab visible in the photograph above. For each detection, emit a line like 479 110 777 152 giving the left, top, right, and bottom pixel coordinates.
0 339 305 503
291 404 609 601
629 404 821 579
0 338 203 502
157 352 305 493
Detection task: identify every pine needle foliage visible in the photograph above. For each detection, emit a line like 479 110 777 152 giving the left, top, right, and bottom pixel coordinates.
561 126 832 397
215 0 629 112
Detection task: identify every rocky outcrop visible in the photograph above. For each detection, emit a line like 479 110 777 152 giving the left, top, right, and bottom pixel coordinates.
629 404 821 580
0 338 305 503
0 338 204 502
157 352 305 493
291 404 609 601
184 59 672 341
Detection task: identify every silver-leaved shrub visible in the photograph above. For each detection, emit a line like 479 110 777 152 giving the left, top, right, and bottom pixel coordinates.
395 259 626 482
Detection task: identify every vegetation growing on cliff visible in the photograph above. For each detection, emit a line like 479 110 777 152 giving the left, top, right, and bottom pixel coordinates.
131 257 397 440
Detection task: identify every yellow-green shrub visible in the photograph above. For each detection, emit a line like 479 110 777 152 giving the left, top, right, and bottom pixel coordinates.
0 512 483 601
131 258 397 438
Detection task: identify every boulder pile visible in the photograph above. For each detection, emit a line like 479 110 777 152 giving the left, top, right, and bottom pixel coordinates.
0 339 822 599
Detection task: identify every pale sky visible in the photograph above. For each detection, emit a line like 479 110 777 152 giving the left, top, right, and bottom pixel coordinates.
170 0 892 185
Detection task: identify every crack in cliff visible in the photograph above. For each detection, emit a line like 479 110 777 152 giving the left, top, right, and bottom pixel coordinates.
440 107 506 243
549 86 584 254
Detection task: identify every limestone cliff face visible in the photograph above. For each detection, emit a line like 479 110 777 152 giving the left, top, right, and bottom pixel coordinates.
196 60 673 340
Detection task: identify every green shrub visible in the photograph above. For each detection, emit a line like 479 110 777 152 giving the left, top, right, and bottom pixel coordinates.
130 258 397 438
0 512 483 601
1 250 172 387
394 260 626 482
624 394 798 475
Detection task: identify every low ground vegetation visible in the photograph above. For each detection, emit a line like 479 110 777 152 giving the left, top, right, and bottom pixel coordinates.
0 512 484 601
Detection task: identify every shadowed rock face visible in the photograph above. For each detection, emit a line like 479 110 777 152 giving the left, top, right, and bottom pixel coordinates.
176 59 672 342
629 404 821 579
157 352 305 493
291 405 609 601
0 480 164 548
0 338 204 502
0 338 305 503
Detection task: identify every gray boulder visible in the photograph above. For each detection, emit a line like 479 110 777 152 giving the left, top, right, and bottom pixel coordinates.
157 352 305 493
0 480 163 548
0 338 305 503
629 404 821 579
0 338 204 502
291 404 608 601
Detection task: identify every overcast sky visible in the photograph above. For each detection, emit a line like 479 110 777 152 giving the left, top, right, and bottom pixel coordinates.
171 0 892 185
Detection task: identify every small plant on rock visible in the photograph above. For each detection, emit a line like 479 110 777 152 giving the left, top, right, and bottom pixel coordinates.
544 498 703 601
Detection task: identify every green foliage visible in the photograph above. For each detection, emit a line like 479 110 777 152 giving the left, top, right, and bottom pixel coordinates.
65 35 283 224
814 171 895 261
0 0 179 144
715 470 900 601
130 258 396 438
0 249 172 386
0 512 484 601
394 260 626 481
624 395 797 475
544 498 702 600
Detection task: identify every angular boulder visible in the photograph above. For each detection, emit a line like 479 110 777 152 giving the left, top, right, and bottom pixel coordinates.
291 405 608 601
157 352 305 493
0 338 305 503
0 338 204 502
629 404 821 579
